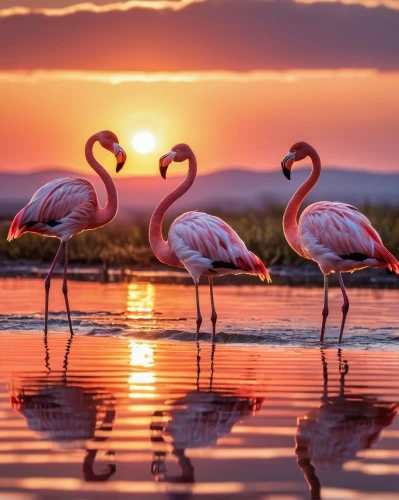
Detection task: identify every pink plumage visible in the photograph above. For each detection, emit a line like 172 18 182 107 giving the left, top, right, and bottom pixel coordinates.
8 178 98 242
169 211 270 283
296 354 397 498
281 141 399 343
7 130 127 335
299 201 399 275
150 144 270 341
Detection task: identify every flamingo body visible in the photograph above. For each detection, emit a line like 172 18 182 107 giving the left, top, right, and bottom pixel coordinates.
298 201 399 275
8 177 98 242
150 144 270 340
297 399 397 467
7 130 127 335
150 346 263 484
162 392 261 449
168 211 270 283
281 141 399 342
296 353 397 498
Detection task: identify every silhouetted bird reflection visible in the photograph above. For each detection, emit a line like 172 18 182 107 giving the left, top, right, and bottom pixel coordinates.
9 333 116 481
150 343 264 486
296 349 398 500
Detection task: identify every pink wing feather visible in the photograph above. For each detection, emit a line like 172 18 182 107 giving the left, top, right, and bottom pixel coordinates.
8 177 98 241
168 212 270 282
299 202 399 274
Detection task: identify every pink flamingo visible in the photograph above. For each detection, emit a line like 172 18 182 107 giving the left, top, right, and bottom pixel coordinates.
7 130 127 335
296 350 397 499
149 144 270 341
281 141 399 343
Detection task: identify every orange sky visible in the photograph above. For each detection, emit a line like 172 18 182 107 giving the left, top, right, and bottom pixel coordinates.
0 0 398 176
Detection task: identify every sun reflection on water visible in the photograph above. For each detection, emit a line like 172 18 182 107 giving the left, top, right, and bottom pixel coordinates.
126 283 155 320
129 341 156 400
129 341 154 368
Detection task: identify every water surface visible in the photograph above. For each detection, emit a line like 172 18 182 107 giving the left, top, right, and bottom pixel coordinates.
0 334 399 499
1 278 399 498
1 278 399 348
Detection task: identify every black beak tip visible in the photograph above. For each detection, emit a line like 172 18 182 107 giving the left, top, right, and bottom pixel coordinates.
116 162 124 173
160 165 168 179
281 163 291 180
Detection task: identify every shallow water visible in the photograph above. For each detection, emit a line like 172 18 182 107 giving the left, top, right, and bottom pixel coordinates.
1 278 399 348
0 334 399 499
1 279 399 498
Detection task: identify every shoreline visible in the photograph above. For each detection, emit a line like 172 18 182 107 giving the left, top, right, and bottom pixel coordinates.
0 260 398 288
2 329 399 352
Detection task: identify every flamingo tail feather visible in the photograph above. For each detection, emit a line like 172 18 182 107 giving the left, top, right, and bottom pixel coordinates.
374 243 399 274
7 208 26 242
249 252 271 283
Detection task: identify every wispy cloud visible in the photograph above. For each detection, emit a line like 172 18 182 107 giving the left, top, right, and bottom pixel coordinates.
0 68 380 84
1 0 398 72
297 0 399 10
0 0 398 19
0 0 205 17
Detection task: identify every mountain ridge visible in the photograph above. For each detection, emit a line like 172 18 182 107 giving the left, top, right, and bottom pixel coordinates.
1 167 398 218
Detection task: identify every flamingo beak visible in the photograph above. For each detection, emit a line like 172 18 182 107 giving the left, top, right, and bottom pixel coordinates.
114 144 127 173
159 151 176 179
281 152 295 180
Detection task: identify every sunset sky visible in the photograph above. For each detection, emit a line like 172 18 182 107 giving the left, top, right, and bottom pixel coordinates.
0 0 399 176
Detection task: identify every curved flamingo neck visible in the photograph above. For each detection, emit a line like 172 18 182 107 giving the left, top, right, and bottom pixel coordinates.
149 154 197 267
85 134 118 229
83 449 116 482
283 147 321 258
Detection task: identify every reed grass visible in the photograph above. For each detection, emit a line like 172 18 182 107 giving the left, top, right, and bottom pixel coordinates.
1 204 398 268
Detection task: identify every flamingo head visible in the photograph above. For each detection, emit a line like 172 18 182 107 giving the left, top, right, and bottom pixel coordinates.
98 130 127 173
281 141 312 180
159 143 193 179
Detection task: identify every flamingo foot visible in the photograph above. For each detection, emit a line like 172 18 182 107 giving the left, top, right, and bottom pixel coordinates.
320 307 328 342
195 315 202 340
211 312 217 343
338 304 349 343
62 280 74 335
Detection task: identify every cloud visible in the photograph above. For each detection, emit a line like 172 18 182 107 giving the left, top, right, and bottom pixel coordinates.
0 0 205 18
1 0 399 17
0 68 379 84
0 0 398 71
297 0 399 11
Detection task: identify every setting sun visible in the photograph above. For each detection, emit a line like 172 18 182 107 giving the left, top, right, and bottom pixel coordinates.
132 132 155 154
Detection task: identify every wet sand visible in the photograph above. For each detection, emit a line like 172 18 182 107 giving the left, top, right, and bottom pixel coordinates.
0 334 399 499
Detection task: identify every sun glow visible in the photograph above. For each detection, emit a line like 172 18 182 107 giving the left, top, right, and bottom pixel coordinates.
132 132 156 154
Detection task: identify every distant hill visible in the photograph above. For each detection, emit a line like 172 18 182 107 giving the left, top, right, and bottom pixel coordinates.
0 166 398 219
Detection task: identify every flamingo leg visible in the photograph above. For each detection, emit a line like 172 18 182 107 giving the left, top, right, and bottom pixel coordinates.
338 349 349 397
321 350 328 401
44 240 64 334
194 282 202 340
337 273 350 343
209 342 215 391
44 331 51 374
208 277 217 342
62 241 74 335
320 275 329 342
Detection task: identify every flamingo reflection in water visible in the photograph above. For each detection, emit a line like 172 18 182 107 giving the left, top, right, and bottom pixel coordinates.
9 334 117 482
150 344 264 485
296 350 398 500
